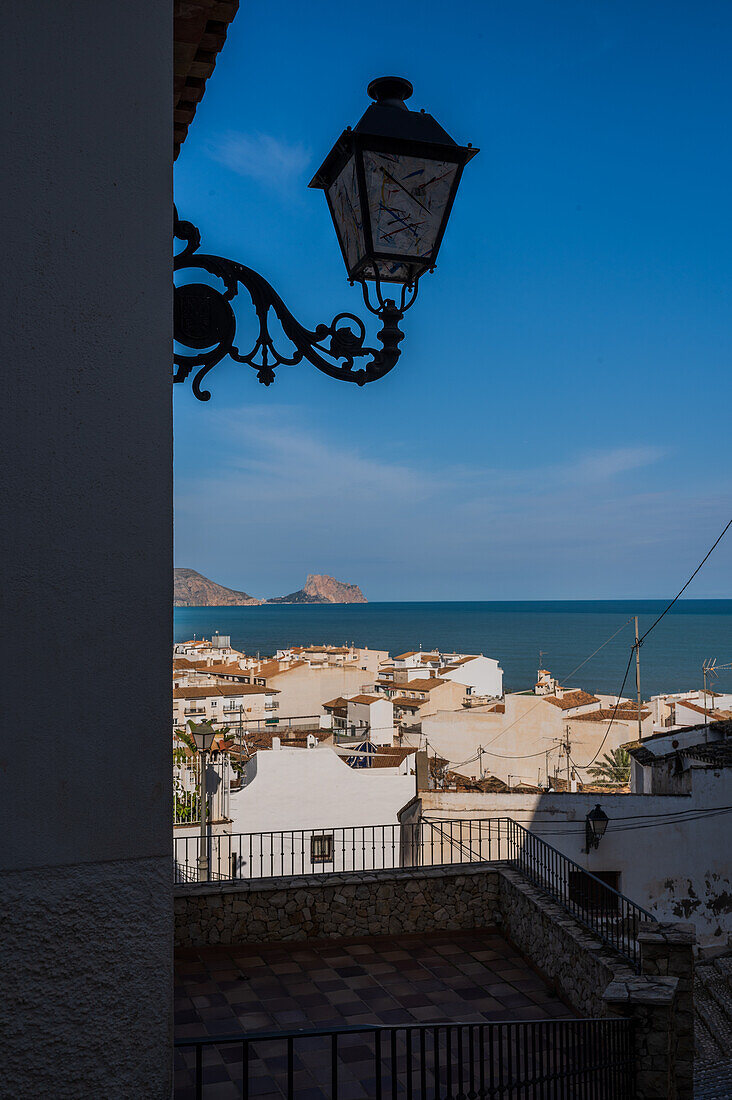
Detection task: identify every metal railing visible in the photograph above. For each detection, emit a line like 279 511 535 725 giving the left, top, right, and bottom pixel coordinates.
422 818 654 972
504 817 654 973
174 823 421 883
174 1018 634 1099
173 817 655 971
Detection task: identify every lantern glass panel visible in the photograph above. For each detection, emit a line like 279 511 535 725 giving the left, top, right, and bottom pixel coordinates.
363 151 458 265
327 155 366 273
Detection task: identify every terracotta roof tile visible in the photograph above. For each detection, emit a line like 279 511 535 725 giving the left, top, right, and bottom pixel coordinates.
543 690 599 710
173 684 278 699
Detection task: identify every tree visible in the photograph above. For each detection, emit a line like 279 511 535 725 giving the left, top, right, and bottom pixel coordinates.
587 747 631 786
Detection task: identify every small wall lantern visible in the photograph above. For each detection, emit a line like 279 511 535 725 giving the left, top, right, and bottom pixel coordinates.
585 804 609 852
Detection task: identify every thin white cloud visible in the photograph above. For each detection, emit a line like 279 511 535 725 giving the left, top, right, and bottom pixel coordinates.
173 409 730 598
207 132 311 191
567 446 666 483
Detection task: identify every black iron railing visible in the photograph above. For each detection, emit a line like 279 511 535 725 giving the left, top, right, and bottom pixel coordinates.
502 818 654 973
174 823 421 883
174 817 655 970
173 818 506 884
174 1018 634 1099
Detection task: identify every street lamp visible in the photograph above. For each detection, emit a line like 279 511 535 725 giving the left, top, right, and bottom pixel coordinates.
310 76 477 288
174 77 477 399
190 721 216 881
585 804 609 852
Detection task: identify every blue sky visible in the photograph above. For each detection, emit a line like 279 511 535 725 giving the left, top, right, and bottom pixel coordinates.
174 0 732 601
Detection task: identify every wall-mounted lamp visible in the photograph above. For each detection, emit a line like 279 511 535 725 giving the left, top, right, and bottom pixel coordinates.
173 77 478 399
585 804 609 852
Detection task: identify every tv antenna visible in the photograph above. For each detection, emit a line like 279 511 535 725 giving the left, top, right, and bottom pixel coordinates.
702 658 732 721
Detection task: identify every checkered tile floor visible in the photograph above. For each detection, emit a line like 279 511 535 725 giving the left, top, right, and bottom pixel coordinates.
175 930 573 1097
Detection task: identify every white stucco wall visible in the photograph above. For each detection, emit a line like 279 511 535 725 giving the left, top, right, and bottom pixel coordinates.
226 746 416 875
347 697 395 745
2 2 172 1095
442 656 504 697
414 775 732 944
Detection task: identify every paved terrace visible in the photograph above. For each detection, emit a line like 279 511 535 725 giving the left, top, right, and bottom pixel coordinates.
174 832 695 1098
175 929 574 1098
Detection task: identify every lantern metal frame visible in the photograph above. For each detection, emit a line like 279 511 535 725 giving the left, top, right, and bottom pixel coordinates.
309 77 478 286
174 209 414 397
173 77 477 399
189 720 217 754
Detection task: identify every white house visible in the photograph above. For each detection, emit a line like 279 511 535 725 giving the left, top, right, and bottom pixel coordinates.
440 655 504 699
411 689 652 788
344 694 395 746
226 742 418 877
173 683 279 729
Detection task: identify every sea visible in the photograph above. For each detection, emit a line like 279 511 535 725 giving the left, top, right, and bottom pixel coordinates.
174 600 732 697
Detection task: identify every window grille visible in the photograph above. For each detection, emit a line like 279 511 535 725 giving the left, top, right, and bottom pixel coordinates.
310 834 334 864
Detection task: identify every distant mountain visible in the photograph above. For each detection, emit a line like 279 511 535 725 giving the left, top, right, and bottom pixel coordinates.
174 568 263 607
267 574 367 605
174 569 366 606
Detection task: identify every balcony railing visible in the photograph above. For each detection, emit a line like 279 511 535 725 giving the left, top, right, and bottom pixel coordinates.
175 1017 633 1099
173 816 655 971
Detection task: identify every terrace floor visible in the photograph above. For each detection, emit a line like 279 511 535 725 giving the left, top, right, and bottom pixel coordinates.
175 928 574 1098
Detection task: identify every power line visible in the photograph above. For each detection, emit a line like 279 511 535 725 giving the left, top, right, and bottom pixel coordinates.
576 518 732 771
563 648 636 772
478 619 634 755
562 619 633 685
638 517 732 646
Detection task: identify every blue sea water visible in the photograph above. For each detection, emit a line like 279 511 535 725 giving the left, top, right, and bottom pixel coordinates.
174 600 732 697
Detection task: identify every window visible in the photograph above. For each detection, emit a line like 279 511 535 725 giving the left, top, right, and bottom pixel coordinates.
310 834 334 864
568 870 620 913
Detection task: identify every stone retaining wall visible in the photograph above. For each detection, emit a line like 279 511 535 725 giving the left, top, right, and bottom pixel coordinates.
174 864 501 947
497 865 636 1016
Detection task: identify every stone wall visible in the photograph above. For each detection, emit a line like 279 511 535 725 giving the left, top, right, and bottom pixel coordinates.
496 867 695 1100
637 921 695 1100
175 865 501 946
497 865 637 1016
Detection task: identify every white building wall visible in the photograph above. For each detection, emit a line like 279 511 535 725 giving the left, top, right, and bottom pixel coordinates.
412 777 732 944
227 746 416 876
346 698 395 745
442 656 504 698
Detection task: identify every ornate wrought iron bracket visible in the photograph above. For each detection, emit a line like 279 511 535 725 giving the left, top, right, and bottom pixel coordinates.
173 210 418 400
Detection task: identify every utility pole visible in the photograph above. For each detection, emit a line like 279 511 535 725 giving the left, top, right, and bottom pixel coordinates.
563 725 571 790
634 616 643 740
